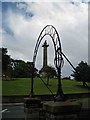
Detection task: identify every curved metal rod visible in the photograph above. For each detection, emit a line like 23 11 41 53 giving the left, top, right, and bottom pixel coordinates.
31 25 64 101
33 25 62 65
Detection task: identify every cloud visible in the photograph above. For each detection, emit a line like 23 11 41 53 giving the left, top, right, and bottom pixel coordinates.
1 0 90 3
2 2 88 77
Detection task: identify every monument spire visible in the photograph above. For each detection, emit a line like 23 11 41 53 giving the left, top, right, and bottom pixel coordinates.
42 40 49 67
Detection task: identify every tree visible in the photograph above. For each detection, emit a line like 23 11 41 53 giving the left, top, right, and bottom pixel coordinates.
12 60 38 78
39 66 57 85
2 48 11 78
1 47 38 78
25 61 38 78
12 60 26 78
72 61 90 87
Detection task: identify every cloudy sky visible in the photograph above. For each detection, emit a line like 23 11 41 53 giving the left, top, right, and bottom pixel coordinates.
1 0 89 77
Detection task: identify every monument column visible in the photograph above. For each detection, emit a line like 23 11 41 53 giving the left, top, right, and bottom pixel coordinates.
42 40 49 67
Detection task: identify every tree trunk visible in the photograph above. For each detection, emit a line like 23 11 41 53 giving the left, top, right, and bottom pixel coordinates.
83 81 88 88
47 76 49 86
83 81 86 87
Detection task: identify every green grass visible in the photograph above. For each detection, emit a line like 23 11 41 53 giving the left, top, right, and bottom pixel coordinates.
2 78 90 96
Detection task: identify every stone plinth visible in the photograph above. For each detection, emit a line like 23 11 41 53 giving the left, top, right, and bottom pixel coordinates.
43 100 82 120
24 98 41 120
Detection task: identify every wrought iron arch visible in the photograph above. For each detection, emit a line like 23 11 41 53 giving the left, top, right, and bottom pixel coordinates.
30 25 76 101
33 25 64 69
30 25 65 101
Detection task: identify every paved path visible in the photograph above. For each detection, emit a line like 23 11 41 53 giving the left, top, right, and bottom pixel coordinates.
2 104 25 119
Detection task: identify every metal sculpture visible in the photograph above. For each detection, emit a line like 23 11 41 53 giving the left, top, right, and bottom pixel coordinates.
30 25 76 101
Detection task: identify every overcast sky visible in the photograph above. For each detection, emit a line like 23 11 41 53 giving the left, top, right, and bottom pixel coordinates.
1 0 89 77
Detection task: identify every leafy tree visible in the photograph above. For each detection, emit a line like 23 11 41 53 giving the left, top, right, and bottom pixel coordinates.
12 60 38 78
72 61 90 87
1 47 38 78
25 62 38 77
12 60 27 78
2 48 11 78
39 66 57 85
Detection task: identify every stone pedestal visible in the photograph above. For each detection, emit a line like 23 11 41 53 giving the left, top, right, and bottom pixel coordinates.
43 99 82 120
24 98 41 120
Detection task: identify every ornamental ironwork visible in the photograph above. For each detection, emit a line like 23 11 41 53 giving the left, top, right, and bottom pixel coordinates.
30 25 76 101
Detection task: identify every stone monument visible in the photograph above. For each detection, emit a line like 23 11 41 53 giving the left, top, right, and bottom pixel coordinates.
42 40 49 68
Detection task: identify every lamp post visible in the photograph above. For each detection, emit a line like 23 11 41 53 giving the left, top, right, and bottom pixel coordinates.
30 62 34 97
54 53 65 101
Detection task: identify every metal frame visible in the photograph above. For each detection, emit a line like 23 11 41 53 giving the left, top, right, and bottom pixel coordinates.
30 25 76 101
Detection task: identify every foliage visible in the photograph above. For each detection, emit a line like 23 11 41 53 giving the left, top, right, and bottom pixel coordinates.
39 66 57 85
12 60 27 78
39 66 57 78
2 48 11 77
2 48 38 79
11 60 38 78
62 76 71 80
72 61 90 87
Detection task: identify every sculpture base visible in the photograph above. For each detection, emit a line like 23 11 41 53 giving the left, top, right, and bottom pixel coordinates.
54 93 66 101
24 97 41 120
43 99 82 120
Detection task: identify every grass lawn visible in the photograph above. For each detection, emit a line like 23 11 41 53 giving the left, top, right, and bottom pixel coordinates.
2 78 90 96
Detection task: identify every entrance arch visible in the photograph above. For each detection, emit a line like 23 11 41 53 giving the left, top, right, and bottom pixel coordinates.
30 25 76 101
33 25 64 69
30 25 64 101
